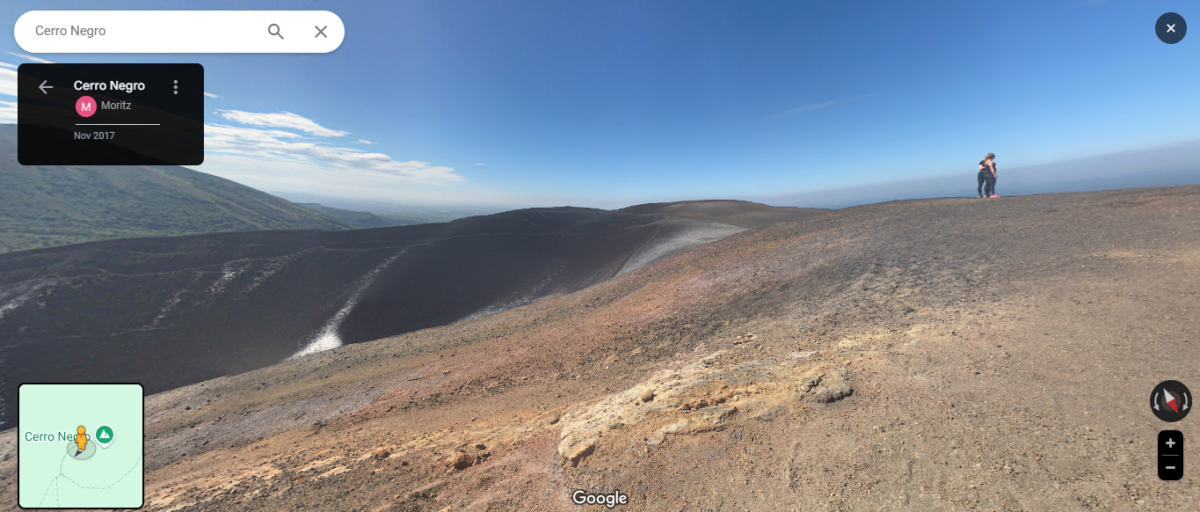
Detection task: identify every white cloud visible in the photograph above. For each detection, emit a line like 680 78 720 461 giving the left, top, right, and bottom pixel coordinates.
473 163 485 166
0 100 15 123
0 62 15 69
203 91 220 98
356 139 376 145
6 52 53 63
203 123 463 186
0 66 15 97
763 95 868 121
216 109 347 137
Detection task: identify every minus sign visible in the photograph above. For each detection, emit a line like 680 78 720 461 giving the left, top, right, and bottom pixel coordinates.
75 123 161 126
1166 466 1176 469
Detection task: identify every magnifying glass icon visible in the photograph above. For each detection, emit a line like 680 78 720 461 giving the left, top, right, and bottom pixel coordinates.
268 23 284 40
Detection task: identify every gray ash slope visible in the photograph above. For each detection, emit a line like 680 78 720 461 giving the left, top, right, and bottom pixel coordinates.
0 201 820 427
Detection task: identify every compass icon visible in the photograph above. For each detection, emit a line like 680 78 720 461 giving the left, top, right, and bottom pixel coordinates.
1151 380 1192 422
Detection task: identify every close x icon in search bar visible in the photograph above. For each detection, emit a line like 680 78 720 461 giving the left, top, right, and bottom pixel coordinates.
14 11 344 53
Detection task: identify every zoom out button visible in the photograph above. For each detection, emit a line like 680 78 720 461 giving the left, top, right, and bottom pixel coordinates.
1159 430 1184 480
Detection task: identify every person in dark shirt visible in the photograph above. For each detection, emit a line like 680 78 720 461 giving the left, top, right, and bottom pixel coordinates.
977 153 998 198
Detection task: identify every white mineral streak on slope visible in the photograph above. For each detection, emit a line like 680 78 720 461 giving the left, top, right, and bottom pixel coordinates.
241 252 301 295
456 219 747 323
0 279 53 324
151 288 190 327
455 264 563 323
616 219 745 276
207 260 251 296
291 251 404 358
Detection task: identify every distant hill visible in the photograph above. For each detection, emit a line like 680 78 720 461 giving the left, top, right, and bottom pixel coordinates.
619 199 825 228
281 194 504 225
295 203 412 229
0 125 350 253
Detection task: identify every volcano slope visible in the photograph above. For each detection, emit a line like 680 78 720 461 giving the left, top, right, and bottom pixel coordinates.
0 125 351 254
2 186 1198 511
0 201 818 429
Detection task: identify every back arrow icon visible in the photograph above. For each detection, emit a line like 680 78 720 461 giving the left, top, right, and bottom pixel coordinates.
38 80 52 94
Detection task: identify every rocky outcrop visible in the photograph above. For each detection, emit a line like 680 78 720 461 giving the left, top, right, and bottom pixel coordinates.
557 350 853 465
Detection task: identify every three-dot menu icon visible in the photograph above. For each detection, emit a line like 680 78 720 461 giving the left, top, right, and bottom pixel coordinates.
17 63 203 165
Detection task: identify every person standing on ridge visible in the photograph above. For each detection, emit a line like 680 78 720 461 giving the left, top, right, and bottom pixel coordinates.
977 153 998 198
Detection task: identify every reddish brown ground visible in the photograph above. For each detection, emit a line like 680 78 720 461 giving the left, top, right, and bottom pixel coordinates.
2 186 1198 511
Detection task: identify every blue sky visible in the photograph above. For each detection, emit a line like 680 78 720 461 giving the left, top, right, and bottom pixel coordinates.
2 0 1200 207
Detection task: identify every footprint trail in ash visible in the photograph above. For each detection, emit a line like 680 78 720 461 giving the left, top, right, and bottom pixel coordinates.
292 251 405 358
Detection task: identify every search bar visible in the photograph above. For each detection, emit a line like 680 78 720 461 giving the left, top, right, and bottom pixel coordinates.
14 11 344 53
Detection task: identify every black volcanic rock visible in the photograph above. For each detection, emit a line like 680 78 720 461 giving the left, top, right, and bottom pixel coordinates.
0 202 818 428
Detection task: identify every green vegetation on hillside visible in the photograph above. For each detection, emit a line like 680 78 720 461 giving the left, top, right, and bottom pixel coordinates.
295 203 410 229
0 125 349 253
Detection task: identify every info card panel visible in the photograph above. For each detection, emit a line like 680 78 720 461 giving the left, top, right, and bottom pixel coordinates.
17 63 203 165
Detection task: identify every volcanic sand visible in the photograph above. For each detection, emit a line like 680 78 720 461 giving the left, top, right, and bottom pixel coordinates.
1 186 1198 510
0 202 821 429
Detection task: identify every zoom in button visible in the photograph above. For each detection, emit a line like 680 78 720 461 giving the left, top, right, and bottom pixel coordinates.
1159 431 1184 480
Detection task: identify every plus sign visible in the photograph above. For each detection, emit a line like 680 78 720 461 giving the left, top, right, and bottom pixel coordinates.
1166 438 1176 448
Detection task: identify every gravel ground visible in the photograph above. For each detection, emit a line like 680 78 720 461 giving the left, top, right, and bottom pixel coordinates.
1 185 1197 511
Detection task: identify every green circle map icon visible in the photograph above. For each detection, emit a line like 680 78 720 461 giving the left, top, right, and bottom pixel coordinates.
96 425 115 448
